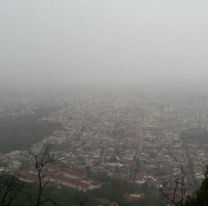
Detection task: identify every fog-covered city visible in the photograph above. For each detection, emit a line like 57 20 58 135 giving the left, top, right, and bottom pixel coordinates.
1 1 208 206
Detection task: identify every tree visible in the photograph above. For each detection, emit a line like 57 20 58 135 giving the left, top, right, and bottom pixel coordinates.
160 166 187 206
0 174 25 206
183 166 208 206
29 145 57 206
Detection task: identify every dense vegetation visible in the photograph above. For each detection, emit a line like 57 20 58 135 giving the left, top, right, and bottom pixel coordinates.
183 167 208 206
2 167 208 206
0 174 166 206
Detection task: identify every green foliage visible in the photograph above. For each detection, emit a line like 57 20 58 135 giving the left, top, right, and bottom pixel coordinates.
0 174 26 206
19 185 98 206
0 175 167 206
183 166 208 206
92 179 166 206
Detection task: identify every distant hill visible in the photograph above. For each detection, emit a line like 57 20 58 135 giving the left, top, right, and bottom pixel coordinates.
0 106 62 153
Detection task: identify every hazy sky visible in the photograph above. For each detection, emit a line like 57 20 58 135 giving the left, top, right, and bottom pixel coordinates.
1 0 208 88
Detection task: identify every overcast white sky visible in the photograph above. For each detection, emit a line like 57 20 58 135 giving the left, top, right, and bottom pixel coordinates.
0 0 208 88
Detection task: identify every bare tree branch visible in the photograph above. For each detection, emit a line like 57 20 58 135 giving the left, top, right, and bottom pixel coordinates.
29 145 57 206
0 174 25 206
160 165 188 206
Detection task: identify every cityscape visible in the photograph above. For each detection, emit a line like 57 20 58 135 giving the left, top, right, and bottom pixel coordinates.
1 87 208 205
1 0 208 205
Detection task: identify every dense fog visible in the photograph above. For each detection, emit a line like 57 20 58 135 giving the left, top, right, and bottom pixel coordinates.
1 0 208 90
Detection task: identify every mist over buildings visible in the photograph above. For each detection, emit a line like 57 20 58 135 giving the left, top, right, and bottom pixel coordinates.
1 0 208 91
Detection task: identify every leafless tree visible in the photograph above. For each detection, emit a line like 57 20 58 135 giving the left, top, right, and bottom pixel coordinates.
0 174 25 206
29 145 57 206
160 166 187 206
